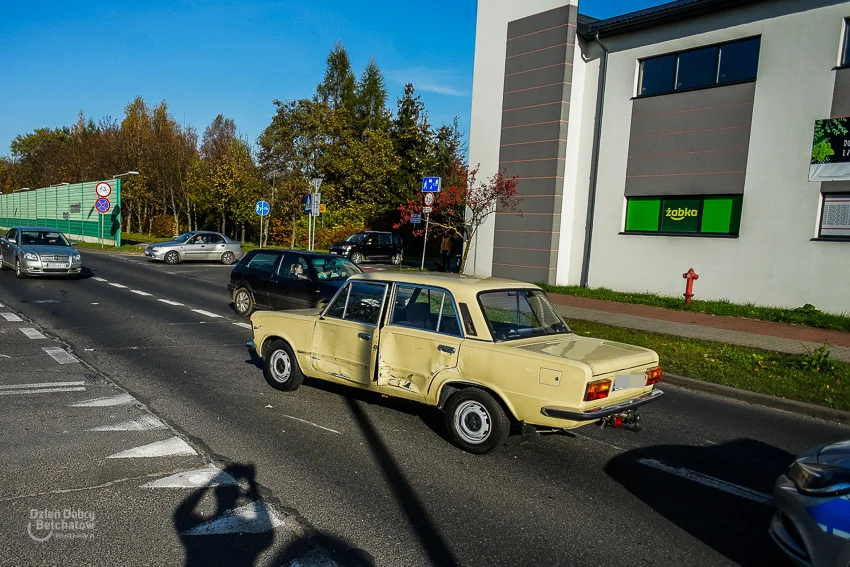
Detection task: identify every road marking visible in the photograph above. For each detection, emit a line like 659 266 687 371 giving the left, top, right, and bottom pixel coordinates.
92 277 107 282
107 436 197 458
70 393 137 407
158 299 184 306
0 387 87 395
42 346 79 364
130 290 152 296
108 283 127 288
1 312 22 322
191 309 222 318
637 458 773 506
283 414 341 435
0 303 4 307
180 501 286 535
88 415 167 431
233 322 252 329
0 381 86 390
19 328 46 339
141 466 239 489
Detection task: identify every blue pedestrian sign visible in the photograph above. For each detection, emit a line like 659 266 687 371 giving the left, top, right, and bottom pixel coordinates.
303 194 313 213
255 200 270 216
422 177 441 193
95 198 111 213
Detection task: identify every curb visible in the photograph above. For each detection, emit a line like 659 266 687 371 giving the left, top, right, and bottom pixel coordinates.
664 373 850 426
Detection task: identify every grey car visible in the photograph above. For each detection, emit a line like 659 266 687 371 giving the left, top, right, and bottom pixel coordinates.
770 439 850 566
144 231 244 265
0 226 83 278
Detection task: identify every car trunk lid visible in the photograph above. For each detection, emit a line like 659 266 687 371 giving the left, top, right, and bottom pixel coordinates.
512 334 658 375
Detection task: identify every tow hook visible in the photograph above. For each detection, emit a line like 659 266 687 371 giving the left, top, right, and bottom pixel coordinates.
599 410 641 432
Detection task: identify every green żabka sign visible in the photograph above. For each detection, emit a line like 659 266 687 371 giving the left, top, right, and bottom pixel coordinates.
810 117 850 182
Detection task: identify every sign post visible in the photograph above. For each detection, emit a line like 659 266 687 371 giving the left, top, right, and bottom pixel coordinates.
309 176 323 251
420 212 430 271
95 197 111 249
255 200 270 249
419 177 440 271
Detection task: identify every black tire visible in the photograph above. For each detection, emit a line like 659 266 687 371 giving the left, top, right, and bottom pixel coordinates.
390 253 403 266
221 251 235 265
233 288 254 317
165 251 181 265
350 252 364 265
263 340 304 392
15 258 25 279
444 388 510 454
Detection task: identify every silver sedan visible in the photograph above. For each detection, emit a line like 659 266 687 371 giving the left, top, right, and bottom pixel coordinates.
0 226 83 278
144 231 244 265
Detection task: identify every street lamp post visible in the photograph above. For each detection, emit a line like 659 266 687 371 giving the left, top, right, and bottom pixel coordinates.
109 172 139 248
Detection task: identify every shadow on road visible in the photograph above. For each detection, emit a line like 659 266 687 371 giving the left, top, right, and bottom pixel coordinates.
604 438 794 567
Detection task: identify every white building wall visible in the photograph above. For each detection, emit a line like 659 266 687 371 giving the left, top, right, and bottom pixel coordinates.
585 0 850 313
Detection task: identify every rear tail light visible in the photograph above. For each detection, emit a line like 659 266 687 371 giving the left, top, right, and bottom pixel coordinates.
584 379 612 401
645 366 662 386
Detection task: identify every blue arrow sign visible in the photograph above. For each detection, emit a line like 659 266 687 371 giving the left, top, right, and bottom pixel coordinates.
303 194 312 213
255 200 270 216
422 177 441 193
95 198 111 213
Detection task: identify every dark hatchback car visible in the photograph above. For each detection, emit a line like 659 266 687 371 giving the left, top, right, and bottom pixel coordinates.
328 231 403 265
228 249 362 316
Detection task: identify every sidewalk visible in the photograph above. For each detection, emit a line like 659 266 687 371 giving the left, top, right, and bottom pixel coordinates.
548 293 850 363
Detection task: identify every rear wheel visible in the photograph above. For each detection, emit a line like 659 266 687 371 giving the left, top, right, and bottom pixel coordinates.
221 251 235 265
165 251 180 265
15 258 24 279
263 340 304 392
350 252 364 265
444 388 510 454
233 288 254 317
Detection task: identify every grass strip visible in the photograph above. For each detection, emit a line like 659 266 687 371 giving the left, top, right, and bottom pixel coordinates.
569 319 850 412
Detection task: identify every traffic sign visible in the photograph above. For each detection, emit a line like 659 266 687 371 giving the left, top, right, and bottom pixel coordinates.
95 198 111 213
255 200 271 216
422 206 432 214
311 177 323 192
303 194 312 213
313 192 321 205
410 214 422 224
422 177 441 193
319 203 327 213
424 193 434 206
95 182 112 198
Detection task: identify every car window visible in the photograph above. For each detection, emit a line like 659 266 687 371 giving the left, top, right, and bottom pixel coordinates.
20 231 69 246
207 234 224 244
379 234 391 245
6 229 17 240
345 233 368 244
392 234 401 246
246 252 279 275
311 257 361 280
364 234 377 245
391 285 461 337
324 281 387 325
479 289 570 341
277 254 310 280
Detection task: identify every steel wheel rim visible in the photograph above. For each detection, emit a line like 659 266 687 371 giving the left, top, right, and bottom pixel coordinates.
269 350 291 383
235 291 250 314
454 400 492 444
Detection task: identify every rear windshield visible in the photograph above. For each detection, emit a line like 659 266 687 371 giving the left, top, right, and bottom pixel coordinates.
311 257 362 280
478 289 570 342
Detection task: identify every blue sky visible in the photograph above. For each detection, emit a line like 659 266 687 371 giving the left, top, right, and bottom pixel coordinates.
1 0 659 157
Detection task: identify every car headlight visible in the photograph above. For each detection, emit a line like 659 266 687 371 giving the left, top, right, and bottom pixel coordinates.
72 253 81 261
787 461 850 496
23 252 39 261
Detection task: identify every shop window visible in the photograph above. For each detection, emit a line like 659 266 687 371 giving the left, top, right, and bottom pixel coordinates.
624 196 742 236
820 194 850 238
639 37 760 97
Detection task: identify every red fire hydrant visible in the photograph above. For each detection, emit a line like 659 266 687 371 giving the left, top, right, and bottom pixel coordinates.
683 268 699 305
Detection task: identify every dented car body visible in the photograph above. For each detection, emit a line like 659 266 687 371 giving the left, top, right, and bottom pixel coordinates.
249 272 664 453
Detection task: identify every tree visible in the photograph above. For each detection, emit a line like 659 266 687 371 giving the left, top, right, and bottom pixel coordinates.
316 42 356 114
391 83 432 204
354 58 389 135
394 163 521 273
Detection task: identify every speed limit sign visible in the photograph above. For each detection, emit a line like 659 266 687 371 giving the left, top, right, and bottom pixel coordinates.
95 182 112 198
424 193 435 206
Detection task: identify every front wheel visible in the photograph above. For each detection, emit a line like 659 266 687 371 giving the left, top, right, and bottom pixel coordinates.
390 253 402 266
233 288 254 317
221 251 235 265
444 388 510 454
350 252 364 265
165 251 181 265
263 340 304 392
15 259 25 279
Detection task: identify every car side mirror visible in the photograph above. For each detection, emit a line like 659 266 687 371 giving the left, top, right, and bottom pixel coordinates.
8 239 16 245
70 240 78 246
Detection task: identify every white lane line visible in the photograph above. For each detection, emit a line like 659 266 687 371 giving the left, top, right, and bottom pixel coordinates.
141 467 239 489
0 381 86 390
129 290 152 296
42 347 80 364
637 458 773 506
233 322 252 329
70 393 137 407
1 312 22 322
19 328 47 340
180 501 286 535
92 277 108 282
0 303 4 307
191 309 222 319
283 414 341 435
107 436 197 459
88 415 167 431
108 283 128 288
158 299 184 306
0 387 87 396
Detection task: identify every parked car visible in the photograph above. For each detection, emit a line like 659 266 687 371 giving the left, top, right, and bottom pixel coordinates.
229 249 362 316
770 439 850 567
144 231 243 265
329 231 403 265
247 272 664 454
0 226 82 279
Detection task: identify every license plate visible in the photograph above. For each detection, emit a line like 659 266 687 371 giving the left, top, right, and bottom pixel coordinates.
45 263 69 269
614 371 645 391
330 251 338 254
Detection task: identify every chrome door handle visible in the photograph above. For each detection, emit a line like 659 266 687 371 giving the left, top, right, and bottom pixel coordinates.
358 333 372 340
438 345 455 354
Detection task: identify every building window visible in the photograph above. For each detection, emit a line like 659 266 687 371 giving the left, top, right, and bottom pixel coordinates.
638 37 761 97
843 20 850 67
624 196 743 236
820 194 850 238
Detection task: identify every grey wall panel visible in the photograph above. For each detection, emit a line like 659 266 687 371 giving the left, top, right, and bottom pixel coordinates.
490 248 559 269
501 102 568 128
631 82 756 116
506 5 575 40
626 148 750 177
504 177 567 194
508 195 562 213
492 264 555 281
628 126 752 156
503 65 573 94
831 68 850 118
499 140 564 161
494 230 560 251
498 159 564 179
504 83 572 108
625 172 748 196
506 27 576 59
821 180 850 193
505 45 575 76
500 122 565 145
630 104 754 137
493 212 560 232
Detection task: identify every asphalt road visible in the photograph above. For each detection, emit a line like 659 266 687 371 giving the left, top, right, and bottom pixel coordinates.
1 250 848 567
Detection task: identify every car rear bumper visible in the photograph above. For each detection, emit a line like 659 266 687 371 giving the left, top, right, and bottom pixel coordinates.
540 389 664 421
